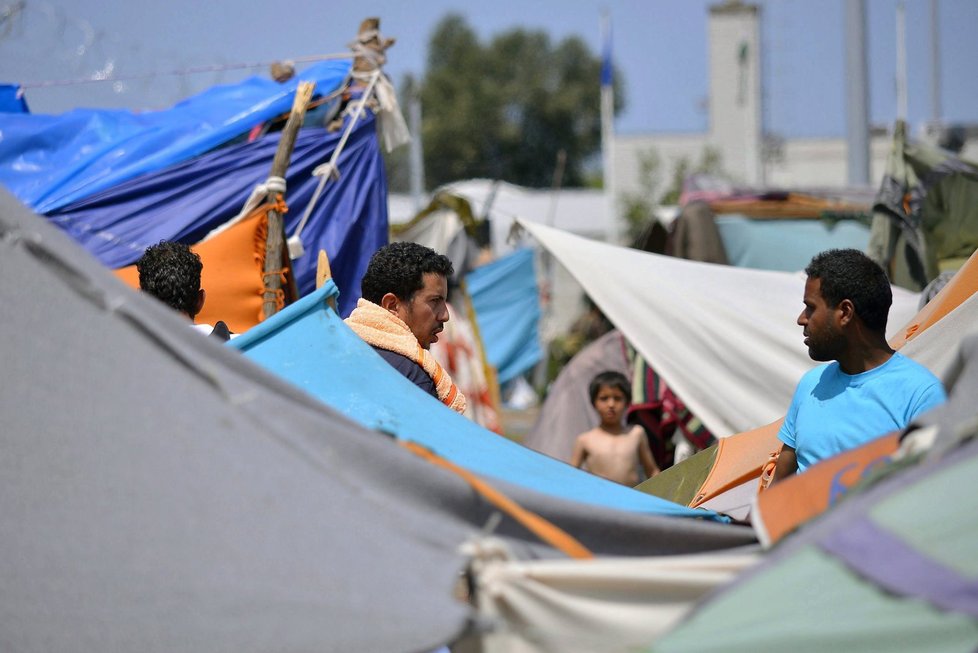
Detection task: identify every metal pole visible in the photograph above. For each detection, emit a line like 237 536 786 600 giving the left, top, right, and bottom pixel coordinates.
930 0 942 123
845 0 870 186
896 2 908 122
407 77 426 211
600 11 618 243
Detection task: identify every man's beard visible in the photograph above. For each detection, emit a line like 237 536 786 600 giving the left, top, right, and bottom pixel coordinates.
806 328 845 362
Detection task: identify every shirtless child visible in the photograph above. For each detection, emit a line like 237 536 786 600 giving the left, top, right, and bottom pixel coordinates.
570 371 660 486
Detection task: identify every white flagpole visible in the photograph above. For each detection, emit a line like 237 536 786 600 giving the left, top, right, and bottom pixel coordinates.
600 11 618 244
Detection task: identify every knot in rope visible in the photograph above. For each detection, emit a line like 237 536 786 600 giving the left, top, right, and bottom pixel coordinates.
264 176 287 195
269 192 288 215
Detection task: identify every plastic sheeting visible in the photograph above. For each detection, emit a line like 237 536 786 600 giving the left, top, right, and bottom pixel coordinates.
0 188 472 652
471 547 758 653
227 285 765 559
520 221 922 437
229 288 725 523
467 248 543 384
716 215 870 272
0 84 29 113
0 60 350 212
46 117 387 316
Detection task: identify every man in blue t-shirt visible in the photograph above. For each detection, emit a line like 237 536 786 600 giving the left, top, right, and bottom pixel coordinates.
772 249 946 483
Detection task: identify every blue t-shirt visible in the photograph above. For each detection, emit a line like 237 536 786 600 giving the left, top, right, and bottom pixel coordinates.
778 352 947 472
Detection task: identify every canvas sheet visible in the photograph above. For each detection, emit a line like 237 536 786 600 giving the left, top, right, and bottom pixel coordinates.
471 547 759 653
520 221 922 437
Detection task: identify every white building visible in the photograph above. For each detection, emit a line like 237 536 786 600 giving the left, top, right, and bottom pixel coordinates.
612 1 976 202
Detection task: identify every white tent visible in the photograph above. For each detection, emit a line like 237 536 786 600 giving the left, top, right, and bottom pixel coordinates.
519 221 923 437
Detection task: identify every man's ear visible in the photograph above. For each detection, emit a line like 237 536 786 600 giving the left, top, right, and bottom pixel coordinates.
837 298 855 326
192 288 206 319
379 292 401 313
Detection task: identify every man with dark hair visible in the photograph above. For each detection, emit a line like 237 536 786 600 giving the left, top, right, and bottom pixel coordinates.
345 242 466 413
772 248 946 483
136 241 231 341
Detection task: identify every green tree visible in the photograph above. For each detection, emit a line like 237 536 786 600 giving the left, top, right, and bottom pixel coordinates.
620 148 664 244
619 145 725 243
418 14 623 189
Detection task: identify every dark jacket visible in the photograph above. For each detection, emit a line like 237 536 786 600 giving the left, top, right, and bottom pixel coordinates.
372 347 437 398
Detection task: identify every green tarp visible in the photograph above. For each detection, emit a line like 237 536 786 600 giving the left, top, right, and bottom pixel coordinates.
869 120 978 290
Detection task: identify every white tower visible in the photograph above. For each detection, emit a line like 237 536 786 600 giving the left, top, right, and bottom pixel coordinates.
708 1 763 185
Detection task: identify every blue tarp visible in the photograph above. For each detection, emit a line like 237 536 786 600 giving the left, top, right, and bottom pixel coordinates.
0 84 29 113
466 248 543 384
0 60 350 213
229 284 726 522
46 116 387 316
716 215 870 272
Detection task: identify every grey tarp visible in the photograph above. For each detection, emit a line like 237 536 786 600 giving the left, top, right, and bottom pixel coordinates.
0 190 473 651
0 189 755 651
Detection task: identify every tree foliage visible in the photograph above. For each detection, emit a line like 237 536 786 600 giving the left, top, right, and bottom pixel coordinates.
418 14 623 189
620 146 725 243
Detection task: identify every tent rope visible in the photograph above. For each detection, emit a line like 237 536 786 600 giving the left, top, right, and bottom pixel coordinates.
289 69 382 246
203 180 289 243
400 440 594 560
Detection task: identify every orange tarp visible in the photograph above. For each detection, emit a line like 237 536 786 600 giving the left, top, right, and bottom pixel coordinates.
752 432 900 545
709 193 868 219
889 247 978 349
115 213 271 334
688 420 781 509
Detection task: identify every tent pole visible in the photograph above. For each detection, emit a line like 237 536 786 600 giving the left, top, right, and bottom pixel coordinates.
262 81 315 320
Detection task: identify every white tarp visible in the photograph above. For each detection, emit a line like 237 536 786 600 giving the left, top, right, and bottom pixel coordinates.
471 545 759 653
519 221 922 437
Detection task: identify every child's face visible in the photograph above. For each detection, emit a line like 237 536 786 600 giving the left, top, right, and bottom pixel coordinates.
593 384 628 426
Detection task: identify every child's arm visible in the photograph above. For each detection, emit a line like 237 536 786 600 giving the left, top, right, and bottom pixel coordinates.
570 434 588 469
634 427 660 479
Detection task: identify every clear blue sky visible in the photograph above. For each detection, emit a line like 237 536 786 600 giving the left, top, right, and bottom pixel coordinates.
1 0 975 138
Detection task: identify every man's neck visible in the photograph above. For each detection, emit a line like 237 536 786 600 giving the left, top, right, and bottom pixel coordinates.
837 341 895 375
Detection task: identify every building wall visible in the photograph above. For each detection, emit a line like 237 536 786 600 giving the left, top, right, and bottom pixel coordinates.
708 2 763 185
610 1 978 202
762 135 891 188
613 132 892 197
613 133 711 199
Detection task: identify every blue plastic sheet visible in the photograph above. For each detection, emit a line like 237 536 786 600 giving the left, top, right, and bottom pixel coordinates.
466 248 543 384
46 115 387 316
716 215 870 272
230 284 725 522
0 60 350 213
0 84 29 113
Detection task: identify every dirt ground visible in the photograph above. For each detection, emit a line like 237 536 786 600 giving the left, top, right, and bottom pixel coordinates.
499 405 540 443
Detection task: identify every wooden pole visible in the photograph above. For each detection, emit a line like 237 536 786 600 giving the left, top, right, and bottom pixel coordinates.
262 81 316 320
315 249 338 313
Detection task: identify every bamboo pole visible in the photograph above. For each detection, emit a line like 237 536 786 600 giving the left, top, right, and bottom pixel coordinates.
315 249 338 313
262 81 315 319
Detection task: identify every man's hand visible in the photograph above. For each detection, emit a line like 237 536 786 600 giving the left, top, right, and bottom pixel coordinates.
770 444 798 486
